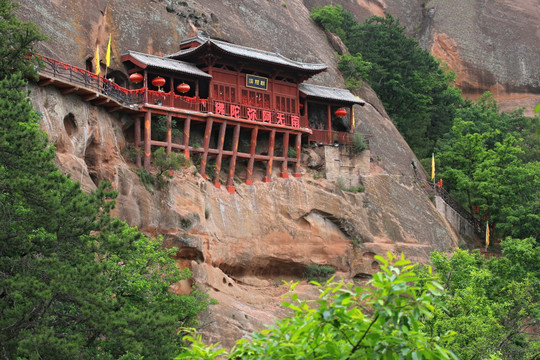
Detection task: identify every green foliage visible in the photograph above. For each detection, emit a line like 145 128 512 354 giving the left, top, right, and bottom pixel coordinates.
338 176 365 193
304 264 336 282
338 53 372 91
351 132 368 153
287 146 297 158
152 115 182 142
437 94 540 240
178 253 457 359
152 147 188 188
311 6 463 159
0 0 47 80
428 241 540 360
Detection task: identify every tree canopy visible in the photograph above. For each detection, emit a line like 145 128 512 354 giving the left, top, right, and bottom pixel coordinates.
311 6 464 160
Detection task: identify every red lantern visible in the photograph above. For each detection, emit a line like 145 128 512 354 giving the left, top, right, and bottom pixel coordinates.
335 108 347 117
129 73 143 84
151 76 166 89
177 82 190 94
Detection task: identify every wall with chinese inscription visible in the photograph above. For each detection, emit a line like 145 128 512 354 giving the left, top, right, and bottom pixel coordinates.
319 145 370 188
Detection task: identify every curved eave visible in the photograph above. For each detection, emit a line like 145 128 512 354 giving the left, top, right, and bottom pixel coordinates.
121 51 212 79
168 39 327 75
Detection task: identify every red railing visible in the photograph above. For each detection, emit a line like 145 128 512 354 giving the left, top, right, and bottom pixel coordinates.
310 129 352 145
38 55 145 105
147 90 208 112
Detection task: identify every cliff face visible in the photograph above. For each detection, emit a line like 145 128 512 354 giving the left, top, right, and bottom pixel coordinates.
304 0 540 116
18 0 464 347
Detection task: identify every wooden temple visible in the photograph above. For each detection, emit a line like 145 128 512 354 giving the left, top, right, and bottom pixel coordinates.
35 34 365 193
121 35 365 193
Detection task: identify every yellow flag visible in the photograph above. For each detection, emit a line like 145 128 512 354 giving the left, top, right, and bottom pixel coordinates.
94 45 100 75
105 34 111 67
485 222 490 249
431 153 435 180
351 107 355 129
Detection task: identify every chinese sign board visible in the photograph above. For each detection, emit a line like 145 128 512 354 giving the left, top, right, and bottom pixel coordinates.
246 74 268 91
214 101 300 128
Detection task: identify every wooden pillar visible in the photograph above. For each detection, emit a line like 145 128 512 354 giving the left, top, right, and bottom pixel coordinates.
293 132 302 177
183 115 191 160
245 127 258 185
144 70 148 104
166 113 172 155
134 116 142 168
144 110 151 169
263 129 276 182
226 124 241 193
195 80 199 98
170 76 174 107
280 131 289 178
327 104 332 144
213 121 227 188
199 117 213 179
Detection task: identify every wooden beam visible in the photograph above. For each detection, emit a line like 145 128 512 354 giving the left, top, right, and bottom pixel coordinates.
199 117 213 179
135 117 142 168
166 113 172 155
280 131 289 178
61 86 78 95
226 124 241 193
144 110 152 170
83 93 99 101
183 115 191 159
245 127 258 185
213 121 227 189
94 98 110 106
38 78 54 87
293 133 302 177
107 106 122 113
263 129 276 182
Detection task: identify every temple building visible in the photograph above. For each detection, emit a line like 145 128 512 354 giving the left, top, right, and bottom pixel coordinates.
37 35 366 193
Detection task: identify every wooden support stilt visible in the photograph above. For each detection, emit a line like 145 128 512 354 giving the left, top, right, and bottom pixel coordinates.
327 104 332 143
183 115 191 160
135 117 142 168
144 110 151 169
263 129 276 182
166 113 172 155
293 133 302 177
213 121 227 188
226 124 241 193
199 117 213 179
245 127 258 185
280 131 289 178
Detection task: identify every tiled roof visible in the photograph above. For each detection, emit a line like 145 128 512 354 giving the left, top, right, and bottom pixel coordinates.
299 83 365 105
168 37 328 72
122 51 212 78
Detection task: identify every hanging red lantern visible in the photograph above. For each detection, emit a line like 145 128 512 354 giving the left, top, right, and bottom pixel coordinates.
335 108 347 117
176 82 190 94
151 76 166 89
129 73 143 84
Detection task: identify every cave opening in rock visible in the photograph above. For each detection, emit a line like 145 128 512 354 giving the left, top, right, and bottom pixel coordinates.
219 258 306 281
83 141 100 186
63 113 77 136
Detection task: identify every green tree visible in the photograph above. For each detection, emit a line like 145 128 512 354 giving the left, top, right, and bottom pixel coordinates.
428 241 540 360
437 95 540 240
178 253 457 359
0 0 46 80
311 7 464 159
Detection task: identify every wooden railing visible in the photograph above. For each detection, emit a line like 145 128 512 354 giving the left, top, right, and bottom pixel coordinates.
39 55 145 105
310 129 352 145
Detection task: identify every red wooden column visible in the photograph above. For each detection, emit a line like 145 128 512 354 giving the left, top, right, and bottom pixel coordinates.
280 131 289 178
226 124 241 193
199 117 213 179
263 129 276 182
134 116 142 168
293 132 302 177
144 110 151 169
166 113 172 155
327 104 332 144
245 127 258 185
183 115 191 160
213 121 227 188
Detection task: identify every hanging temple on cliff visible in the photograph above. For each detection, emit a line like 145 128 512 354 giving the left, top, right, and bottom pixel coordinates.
36 34 366 193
